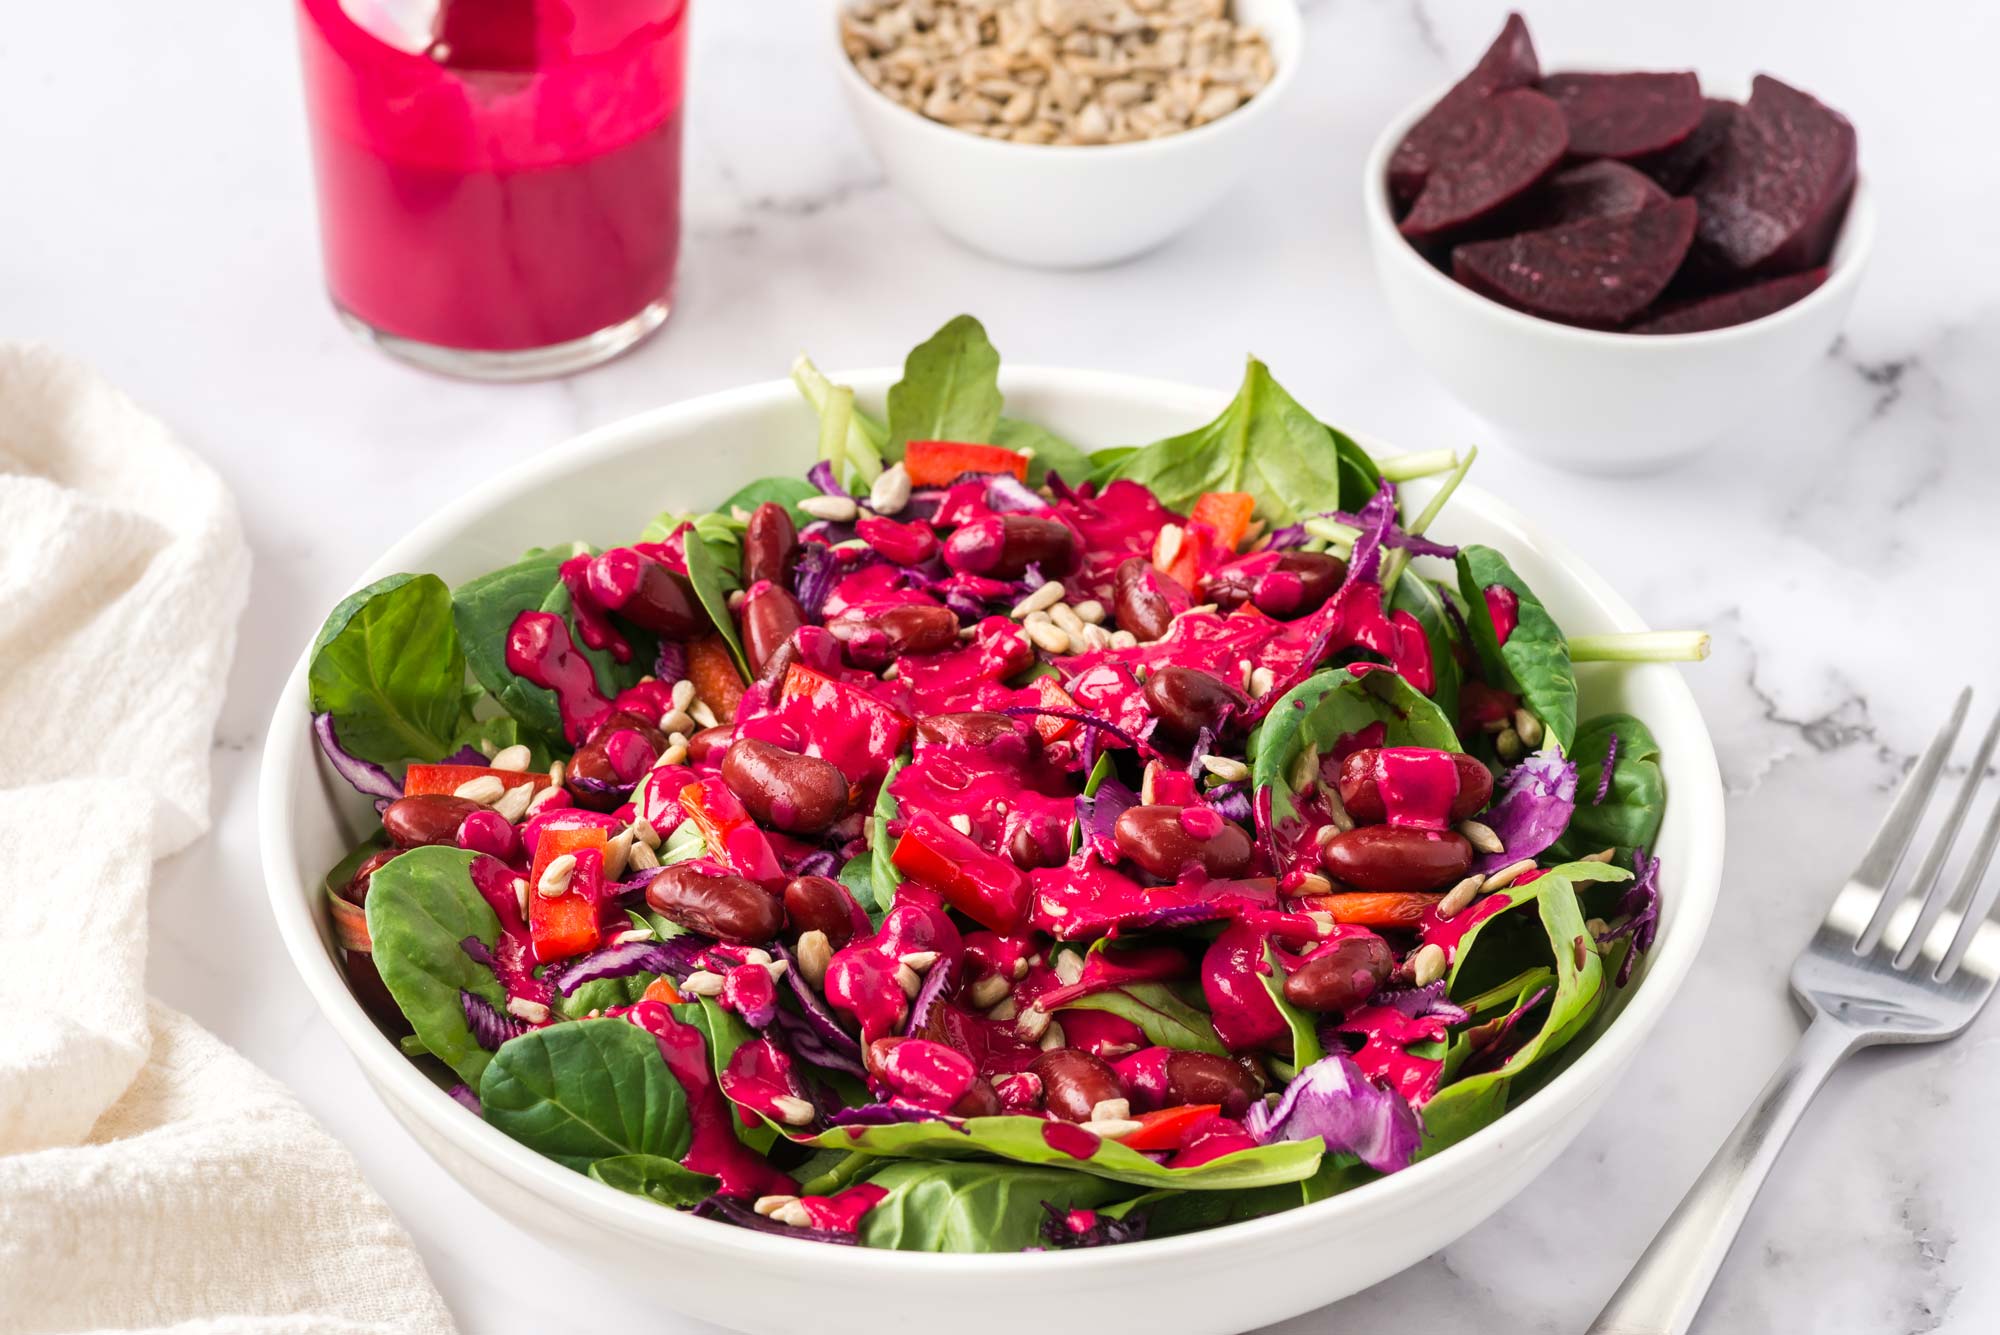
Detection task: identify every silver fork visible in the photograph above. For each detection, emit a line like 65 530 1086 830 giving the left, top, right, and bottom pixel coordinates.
1588 687 2000 1335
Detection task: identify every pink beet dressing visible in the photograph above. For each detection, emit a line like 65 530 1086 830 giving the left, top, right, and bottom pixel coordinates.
1040 1120 1104 1160
1483 585 1520 646
1337 1002 1452 1104
506 611 613 743
630 1003 795 1199
1372 748 1463 831
799 1183 889 1235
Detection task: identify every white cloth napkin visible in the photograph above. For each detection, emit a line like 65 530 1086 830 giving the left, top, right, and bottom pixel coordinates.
0 344 455 1334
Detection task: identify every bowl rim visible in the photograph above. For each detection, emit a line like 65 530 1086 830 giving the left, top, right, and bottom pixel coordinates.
259 364 1725 1275
1360 68 1876 346
827 0 1304 162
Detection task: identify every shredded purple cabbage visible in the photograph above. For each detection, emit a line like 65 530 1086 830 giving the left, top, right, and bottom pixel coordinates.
459 936 497 971
1120 901 1234 932
1244 1051 1422 1174
1262 522 1310 551
1185 725 1216 776
774 1007 868 1079
1042 471 1082 504
1038 1203 1148 1249
1365 980 1471 1026
824 1101 961 1128
806 460 850 498
1342 480 1400 587
543 937 705 996
311 713 403 803
1459 985 1552 1077
1594 732 1620 805
985 474 1049 513
790 541 843 620
902 488 947 522
461 991 528 1051
775 943 863 1059
655 638 688 686
447 1084 482 1115
566 772 636 802
1202 781 1252 825
903 957 957 1037
1597 847 1662 986
1076 776 1138 861
1471 751 1578 875
788 848 844 880
1389 531 1460 559
440 745 488 766
1000 705 1138 749
692 1194 858 1245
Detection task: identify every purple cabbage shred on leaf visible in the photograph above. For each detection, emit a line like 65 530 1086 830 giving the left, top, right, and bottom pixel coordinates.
1597 847 1662 986
1262 522 1310 551
788 848 844 880
774 1006 868 1079
458 936 497 971
1594 732 1621 805
1244 1051 1422 1174
903 957 957 1037
790 541 843 621
1038 1203 1148 1249
692 1194 858 1245
311 713 403 803
807 460 850 499
825 1101 963 1128
1365 980 1470 1026
566 772 635 802
775 943 864 1059
1185 725 1216 777
985 474 1049 513
440 745 488 766
1000 705 1138 749
1389 531 1460 560
461 991 528 1051
447 1084 482 1116
655 638 689 686
543 936 706 996
1471 751 1579 875
1458 984 1553 1077
1076 776 1139 860
1203 781 1252 824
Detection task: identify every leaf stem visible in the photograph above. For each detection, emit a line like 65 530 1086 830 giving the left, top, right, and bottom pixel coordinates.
1567 631 1712 663
1377 448 1459 482
1382 444 1478 598
790 355 882 487
820 384 854 486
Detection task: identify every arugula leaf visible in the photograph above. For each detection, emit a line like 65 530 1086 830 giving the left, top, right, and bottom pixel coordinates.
681 524 750 679
1390 574 1463 725
859 1160 1133 1253
1455 545 1578 753
363 846 507 1086
309 573 465 768
1550 714 1665 861
993 417 1093 485
885 315 1005 454
1258 940 1324 1069
868 755 909 915
479 1019 692 1172
717 476 820 526
1102 359 1368 524
1059 982 1228 1056
1248 667 1461 836
1420 861 1630 1153
788 1114 1321 1191
588 1154 717 1207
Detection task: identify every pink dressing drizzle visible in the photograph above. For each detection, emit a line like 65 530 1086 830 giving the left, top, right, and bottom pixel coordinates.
798 1183 889 1234
506 610 613 743
467 855 551 1005
1484 585 1520 646
1418 891 1514 963
627 1001 795 1199
557 552 631 663
1337 1003 1450 1105
1040 1120 1104 1160
1372 748 1462 831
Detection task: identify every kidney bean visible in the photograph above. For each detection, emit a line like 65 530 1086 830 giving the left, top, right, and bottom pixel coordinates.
916 711 1042 763
602 554 704 637
1112 555 1188 643
743 502 799 586
1006 814 1073 869
1112 804 1254 879
645 865 786 943
382 795 483 849
1030 1048 1127 1123
1143 665 1251 744
739 580 805 677
827 604 960 667
1337 748 1495 824
1162 1050 1263 1117
1245 552 1349 618
942 515 1077 579
864 1035 906 1080
951 1076 1005 1118
1319 825 1474 894
1282 935 1396 1014
783 874 864 949
720 738 850 835
338 848 403 906
686 725 735 765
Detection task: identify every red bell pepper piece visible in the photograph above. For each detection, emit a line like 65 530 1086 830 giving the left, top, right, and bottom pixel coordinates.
904 440 1030 488
679 778 786 884
1032 675 1080 743
1189 491 1256 554
402 763 550 798
891 810 1029 932
525 824 605 962
777 663 913 785
1118 1103 1224 1152
641 975 685 1006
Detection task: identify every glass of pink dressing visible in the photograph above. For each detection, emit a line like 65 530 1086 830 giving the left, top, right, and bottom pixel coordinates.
296 0 688 379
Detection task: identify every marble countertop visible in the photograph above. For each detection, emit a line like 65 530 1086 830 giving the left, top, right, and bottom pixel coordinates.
5 0 1997 1329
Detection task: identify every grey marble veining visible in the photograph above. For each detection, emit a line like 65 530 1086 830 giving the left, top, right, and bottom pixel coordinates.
2 0 1996 1330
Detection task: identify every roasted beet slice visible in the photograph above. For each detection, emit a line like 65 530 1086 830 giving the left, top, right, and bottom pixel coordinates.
1389 12 1540 205
1690 75 1857 278
1539 71 1704 160
1450 198 1698 328
1513 160 1669 230
1398 89 1568 240
1630 266 1829 334
1640 98 1736 192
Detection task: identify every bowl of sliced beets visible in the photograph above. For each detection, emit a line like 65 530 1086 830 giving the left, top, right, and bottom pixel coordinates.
1364 13 1873 472
262 316 1724 1335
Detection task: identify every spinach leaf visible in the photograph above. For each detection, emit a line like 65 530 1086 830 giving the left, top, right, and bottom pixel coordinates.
788 1114 1320 1191
1455 545 1578 753
1059 982 1228 1056
674 999 775 1152
363 846 507 1085
1550 714 1666 861
717 476 819 525
885 315 1005 454
1084 446 1138 486
838 853 885 930
680 523 750 679
552 970 657 1020
993 417 1093 486
1328 425 1385 512
1104 1182 1308 1237
587 1154 717 1208
859 1160 1132 1253
793 1148 877 1198
1258 940 1324 1069
1101 360 1362 524
868 755 909 915
452 551 569 739
1420 861 1630 1153
309 573 465 767
1390 574 1464 725
1248 667 1461 837
479 1019 692 1172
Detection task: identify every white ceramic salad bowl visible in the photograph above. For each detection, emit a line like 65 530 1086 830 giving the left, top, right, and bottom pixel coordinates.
260 367 1724 1335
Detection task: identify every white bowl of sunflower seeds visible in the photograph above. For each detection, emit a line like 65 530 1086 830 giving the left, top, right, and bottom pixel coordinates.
833 0 1302 267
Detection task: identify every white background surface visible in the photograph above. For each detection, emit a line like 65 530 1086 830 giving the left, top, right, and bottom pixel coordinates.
5 0 1998 1330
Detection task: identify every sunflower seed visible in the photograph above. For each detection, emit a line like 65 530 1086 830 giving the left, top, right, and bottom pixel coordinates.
798 494 859 523
1026 619 1072 654
1513 709 1545 748
1199 754 1249 783
1457 819 1504 855
1013 579 1065 618
453 775 507 805
772 1096 819 1127
671 679 697 712
1072 599 1106 624
869 463 913 515
1481 858 1538 892
966 973 1012 1009
537 853 577 898
492 782 534 823
1409 943 1447 987
1089 1097 1131 1123
681 970 725 997
506 998 551 1024
489 745 532 772
797 930 833 988
1437 874 1483 920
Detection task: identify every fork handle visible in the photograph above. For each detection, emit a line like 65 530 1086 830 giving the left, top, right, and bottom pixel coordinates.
1586 1016 1865 1335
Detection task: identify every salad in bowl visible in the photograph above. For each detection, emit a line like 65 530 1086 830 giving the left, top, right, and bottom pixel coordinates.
306 317 1705 1253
